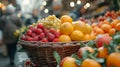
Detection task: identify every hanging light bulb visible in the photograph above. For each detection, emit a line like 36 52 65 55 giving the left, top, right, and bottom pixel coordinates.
86 3 90 8
70 1 75 7
77 0 81 4
43 1 47 6
44 8 49 13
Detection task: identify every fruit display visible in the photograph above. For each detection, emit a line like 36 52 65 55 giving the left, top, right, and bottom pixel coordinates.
56 32 120 67
19 10 120 67
21 15 94 42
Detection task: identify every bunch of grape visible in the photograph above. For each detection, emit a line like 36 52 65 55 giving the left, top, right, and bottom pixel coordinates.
40 15 61 30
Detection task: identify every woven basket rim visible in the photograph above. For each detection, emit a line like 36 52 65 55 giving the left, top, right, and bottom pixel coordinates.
18 40 88 47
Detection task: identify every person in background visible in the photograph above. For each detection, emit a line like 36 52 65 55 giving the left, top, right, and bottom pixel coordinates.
0 8 3 18
0 4 22 65
69 4 87 20
25 9 39 26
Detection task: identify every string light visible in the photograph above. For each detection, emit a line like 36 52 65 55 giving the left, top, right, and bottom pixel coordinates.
43 1 47 6
44 8 49 13
86 3 90 8
70 1 75 7
77 0 81 4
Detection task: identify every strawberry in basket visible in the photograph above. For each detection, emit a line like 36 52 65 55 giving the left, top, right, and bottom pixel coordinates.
21 15 61 42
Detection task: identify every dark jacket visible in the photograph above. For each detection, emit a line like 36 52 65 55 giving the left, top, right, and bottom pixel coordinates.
0 13 22 44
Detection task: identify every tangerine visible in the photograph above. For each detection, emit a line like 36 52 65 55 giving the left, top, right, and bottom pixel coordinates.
111 19 120 28
72 21 87 34
59 35 71 42
81 59 101 67
96 28 104 35
115 23 120 31
60 22 74 35
106 52 120 67
60 15 73 23
101 24 112 33
109 28 116 35
70 30 84 41
98 47 109 58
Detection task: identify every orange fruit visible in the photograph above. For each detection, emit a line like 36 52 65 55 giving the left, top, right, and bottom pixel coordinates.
90 32 96 40
92 23 97 28
72 21 86 33
101 24 112 33
96 28 104 35
98 47 109 58
111 19 120 28
81 59 101 67
93 26 99 32
60 57 78 67
106 52 120 67
109 28 116 35
85 24 93 34
103 20 110 25
60 22 74 35
98 20 110 27
59 35 71 42
60 15 73 23
115 23 120 31
70 30 84 41
73 21 92 34
82 34 91 41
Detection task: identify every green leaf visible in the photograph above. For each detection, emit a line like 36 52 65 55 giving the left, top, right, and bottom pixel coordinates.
82 50 90 59
91 49 98 57
53 51 61 64
95 58 105 63
71 53 78 59
103 43 109 48
76 59 82 66
80 42 85 47
88 54 104 63
87 40 95 47
101 63 106 67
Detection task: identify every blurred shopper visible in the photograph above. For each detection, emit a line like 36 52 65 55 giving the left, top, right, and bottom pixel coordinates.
0 4 22 65
69 4 87 20
25 9 39 26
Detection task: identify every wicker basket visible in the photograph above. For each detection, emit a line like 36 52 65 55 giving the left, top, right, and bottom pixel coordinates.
18 40 87 67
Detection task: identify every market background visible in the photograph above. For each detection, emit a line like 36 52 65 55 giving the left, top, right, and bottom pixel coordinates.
0 0 120 67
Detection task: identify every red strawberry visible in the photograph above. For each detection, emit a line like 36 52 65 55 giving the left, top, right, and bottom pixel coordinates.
47 33 55 42
26 30 32 36
39 33 45 40
31 33 36 37
33 36 39 41
37 23 44 29
43 27 47 32
54 31 60 38
26 37 33 41
41 38 48 42
44 30 49 36
52 38 59 42
49 28 56 34
32 28 37 33
35 29 43 34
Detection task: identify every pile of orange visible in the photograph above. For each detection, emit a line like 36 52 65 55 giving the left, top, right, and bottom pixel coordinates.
59 15 94 42
92 19 120 36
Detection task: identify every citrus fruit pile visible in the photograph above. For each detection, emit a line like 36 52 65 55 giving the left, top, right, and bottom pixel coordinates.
59 15 94 42
58 32 120 67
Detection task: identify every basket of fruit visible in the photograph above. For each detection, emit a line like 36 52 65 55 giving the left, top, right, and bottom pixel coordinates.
18 15 94 67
